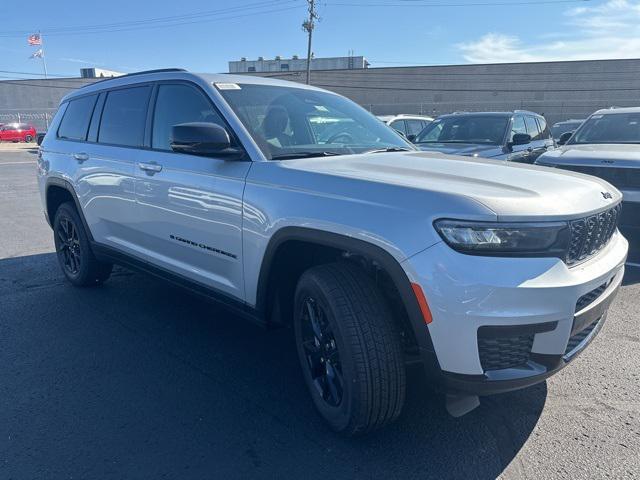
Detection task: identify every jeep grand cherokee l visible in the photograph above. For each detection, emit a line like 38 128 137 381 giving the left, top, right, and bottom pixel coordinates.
38 69 628 435
537 107 640 235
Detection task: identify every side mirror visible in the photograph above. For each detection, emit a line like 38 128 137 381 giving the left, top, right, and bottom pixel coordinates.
557 131 574 146
406 134 417 142
511 133 531 146
170 122 243 158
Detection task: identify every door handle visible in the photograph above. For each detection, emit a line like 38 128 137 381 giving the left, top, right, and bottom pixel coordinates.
73 152 89 162
138 162 163 174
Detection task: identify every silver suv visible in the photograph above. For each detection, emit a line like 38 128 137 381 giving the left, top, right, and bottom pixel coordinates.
38 69 628 435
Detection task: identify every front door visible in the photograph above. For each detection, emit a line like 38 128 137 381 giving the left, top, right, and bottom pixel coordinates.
507 115 532 163
133 82 250 301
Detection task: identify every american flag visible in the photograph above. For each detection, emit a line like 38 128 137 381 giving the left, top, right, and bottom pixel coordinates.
28 33 42 46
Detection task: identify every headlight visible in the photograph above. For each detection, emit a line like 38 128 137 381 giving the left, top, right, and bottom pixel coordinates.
434 219 570 258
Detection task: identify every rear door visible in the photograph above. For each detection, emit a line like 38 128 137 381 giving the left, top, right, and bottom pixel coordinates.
133 81 250 300
62 86 149 251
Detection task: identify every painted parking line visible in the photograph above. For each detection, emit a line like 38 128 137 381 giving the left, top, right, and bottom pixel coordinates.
0 161 37 166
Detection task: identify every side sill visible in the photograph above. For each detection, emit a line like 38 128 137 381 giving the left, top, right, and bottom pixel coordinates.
91 242 266 328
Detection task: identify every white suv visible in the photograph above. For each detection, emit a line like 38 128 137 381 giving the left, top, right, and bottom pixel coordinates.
377 114 433 141
38 69 628 435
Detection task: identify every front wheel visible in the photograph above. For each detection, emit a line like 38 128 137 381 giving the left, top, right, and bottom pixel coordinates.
24 134 33 143
294 262 406 435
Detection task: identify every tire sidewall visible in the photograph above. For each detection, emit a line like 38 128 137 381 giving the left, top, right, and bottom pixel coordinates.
53 204 93 285
294 275 360 432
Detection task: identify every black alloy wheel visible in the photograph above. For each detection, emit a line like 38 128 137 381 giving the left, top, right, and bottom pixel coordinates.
300 297 344 407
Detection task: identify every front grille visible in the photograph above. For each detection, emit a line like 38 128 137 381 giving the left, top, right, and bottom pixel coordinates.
575 281 609 312
564 319 600 356
566 204 621 265
557 165 640 190
478 333 534 371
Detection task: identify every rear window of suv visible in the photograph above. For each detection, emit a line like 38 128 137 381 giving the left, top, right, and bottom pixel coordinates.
57 95 97 141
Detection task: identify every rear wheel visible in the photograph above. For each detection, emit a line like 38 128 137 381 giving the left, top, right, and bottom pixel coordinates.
53 202 112 286
294 262 406 435
24 134 33 143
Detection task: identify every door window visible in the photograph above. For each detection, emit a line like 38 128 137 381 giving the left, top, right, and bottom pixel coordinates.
390 119 406 135
98 86 151 147
525 116 542 141
510 116 527 142
152 84 227 151
405 119 425 137
57 95 97 141
536 117 551 140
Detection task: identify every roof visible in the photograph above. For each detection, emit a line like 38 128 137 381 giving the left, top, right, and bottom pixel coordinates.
439 110 543 118
61 68 329 103
592 106 640 115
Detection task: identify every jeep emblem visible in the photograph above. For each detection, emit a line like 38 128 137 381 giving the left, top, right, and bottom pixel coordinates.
601 159 615 164
601 191 613 200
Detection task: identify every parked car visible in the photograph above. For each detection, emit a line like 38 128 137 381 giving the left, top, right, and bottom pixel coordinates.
551 119 585 143
413 111 554 163
0 123 37 142
36 132 47 146
377 114 433 141
38 69 627 435
537 107 640 233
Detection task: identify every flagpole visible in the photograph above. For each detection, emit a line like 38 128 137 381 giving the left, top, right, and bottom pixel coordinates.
39 31 48 79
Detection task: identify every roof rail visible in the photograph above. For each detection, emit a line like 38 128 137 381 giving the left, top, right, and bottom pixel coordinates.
80 68 188 88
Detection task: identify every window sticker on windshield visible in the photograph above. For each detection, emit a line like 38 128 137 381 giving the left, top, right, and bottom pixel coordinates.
215 83 241 90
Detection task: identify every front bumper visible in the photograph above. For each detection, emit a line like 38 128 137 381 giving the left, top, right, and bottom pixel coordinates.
402 230 628 395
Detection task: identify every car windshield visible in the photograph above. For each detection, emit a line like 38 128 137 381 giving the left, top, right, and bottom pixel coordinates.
569 112 640 144
217 83 413 159
414 115 509 145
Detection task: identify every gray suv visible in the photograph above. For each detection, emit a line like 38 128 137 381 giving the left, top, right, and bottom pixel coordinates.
38 69 627 435
414 111 554 163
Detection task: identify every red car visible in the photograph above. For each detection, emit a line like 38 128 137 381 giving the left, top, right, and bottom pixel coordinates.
0 123 37 142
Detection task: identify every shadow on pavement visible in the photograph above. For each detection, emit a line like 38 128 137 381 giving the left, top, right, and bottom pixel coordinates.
0 253 546 479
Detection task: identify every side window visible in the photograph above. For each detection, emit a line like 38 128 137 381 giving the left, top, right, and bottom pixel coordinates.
152 84 226 151
390 119 406 135
536 117 551 140
525 116 542 141
57 95 97 141
405 119 425 136
98 86 151 147
510 116 527 142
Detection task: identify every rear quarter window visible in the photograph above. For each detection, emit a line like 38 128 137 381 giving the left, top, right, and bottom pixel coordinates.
57 95 97 141
98 86 151 147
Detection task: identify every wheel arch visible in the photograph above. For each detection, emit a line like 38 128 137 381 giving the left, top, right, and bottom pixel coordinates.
256 227 439 363
45 177 94 242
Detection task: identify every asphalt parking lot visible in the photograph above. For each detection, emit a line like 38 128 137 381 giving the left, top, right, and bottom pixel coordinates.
1 146 639 479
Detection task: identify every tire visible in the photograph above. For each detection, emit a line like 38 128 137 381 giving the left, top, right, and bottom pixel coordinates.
294 262 406 435
24 135 33 143
53 202 113 286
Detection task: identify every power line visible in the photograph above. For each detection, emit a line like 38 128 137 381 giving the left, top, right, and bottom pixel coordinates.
325 0 591 7
0 2 304 38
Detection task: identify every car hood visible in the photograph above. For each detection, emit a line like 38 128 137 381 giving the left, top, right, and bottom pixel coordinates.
537 143 640 168
280 151 622 221
415 143 503 158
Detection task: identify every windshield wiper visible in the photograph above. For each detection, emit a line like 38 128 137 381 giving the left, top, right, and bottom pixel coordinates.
364 147 414 154
270 151 343 160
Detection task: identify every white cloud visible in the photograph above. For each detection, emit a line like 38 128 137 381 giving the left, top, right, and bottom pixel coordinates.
458 0 640 63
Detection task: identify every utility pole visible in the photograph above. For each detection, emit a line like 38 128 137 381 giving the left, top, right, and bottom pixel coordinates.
303 0 317 85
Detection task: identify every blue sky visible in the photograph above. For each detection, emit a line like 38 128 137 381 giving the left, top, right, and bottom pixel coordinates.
1 0 639 78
